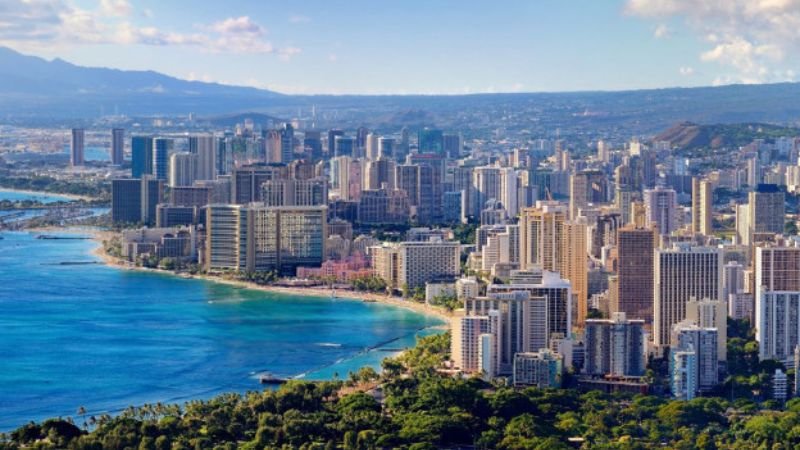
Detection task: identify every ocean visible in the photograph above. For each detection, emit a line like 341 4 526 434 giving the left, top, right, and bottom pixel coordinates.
0 230 443 430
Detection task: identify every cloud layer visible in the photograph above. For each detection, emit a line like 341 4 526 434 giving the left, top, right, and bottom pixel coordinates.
0 0 299 57
626 0 800 84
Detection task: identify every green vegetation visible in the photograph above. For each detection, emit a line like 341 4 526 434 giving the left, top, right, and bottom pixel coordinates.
452 223 478 245
350 275 388 293
4 331 800 449
718 318 786 402
0 174 110 201
427 294 460 311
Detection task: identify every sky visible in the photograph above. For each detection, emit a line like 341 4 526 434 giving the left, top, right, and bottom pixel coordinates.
2 0 799 95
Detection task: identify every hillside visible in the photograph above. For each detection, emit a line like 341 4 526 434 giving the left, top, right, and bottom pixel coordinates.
654 122 800 150
0 47 285 118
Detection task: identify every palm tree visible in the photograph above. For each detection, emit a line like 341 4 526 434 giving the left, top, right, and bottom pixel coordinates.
76 406 87 430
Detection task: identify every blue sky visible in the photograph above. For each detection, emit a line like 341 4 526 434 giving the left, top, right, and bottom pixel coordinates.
3 0 799 94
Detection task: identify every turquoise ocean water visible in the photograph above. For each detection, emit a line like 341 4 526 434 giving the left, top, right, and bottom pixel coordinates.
0 230 443 430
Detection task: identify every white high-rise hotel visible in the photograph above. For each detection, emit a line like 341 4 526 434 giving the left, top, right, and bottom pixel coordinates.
654 245 723 349
756 246 800 364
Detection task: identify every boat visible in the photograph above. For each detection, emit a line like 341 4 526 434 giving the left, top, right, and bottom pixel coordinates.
259 373 288 385
363 298 376 303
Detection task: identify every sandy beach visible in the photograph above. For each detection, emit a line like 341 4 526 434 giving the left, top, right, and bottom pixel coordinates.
0 187 97 202
89 231 455 324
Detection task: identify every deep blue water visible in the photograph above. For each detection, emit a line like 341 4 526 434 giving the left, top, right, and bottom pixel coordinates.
0 231 442 430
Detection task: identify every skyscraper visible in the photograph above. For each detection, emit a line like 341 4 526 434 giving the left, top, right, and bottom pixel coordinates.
111 128 124 166
487 269 572 348
750 184 785 235
70 128 85 167
614 225 656 323
188 134 216 181
583 312 645 377
152 138 173 181
464 291 548 374
205 205 327 275
691 177 714 236
418 128 444 154
131 135 154 178
654 245 723 349
569 170 607 219
111 177 162 226
644 185 678 236
169 152 197 188
755 246 800 363
280 123 295 163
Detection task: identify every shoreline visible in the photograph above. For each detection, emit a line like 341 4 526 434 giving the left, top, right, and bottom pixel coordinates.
88 231 454 324
0 187 96 202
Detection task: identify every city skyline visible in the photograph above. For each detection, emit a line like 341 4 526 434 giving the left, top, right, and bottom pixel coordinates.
2 0 800 95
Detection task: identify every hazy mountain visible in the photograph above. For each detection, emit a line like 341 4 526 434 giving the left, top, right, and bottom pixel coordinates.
3 46 800 136
0 46 285 118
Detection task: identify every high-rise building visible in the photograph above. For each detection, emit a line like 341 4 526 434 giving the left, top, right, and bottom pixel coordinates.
334 135 354 157
671 321 719 392
654 245 723 349
378 137 395 159
261 178 328 207
280 123 295 163
755 246 800 363
365 133 380 160
644 185 678 236
70 128 85 167
685 297 727 360
365 158 396 190
189 134 216 181
418 128 444 154
231 164 289 204
512 350 563 388
487 269 572 346
452 315 491 373
152 138 173 181
111 128 124 166
442 133 462 158
370 239 461 290
691 178 714 236
464 291 548 374
517 201 586 325
583 312 645 377
327 129 343 156
518 201 567 271
358 189 410 225
205 205 327 275
562 221 588 327
408 153 445 224
131 136 154 178
570 170 607 219
750 184 785 235
613 225 656 323
169 152 197 188
111 177 162 226
303 130 323 160
670 348 698 400
471 166 519 218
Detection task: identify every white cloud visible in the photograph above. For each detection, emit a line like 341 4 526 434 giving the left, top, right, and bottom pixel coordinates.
99 0 131 17
626 0 800 83
653 24 670 39
288 14 311 24
0 2 298 57
209 16 265 35
327 53 338 62
679 66 694 76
